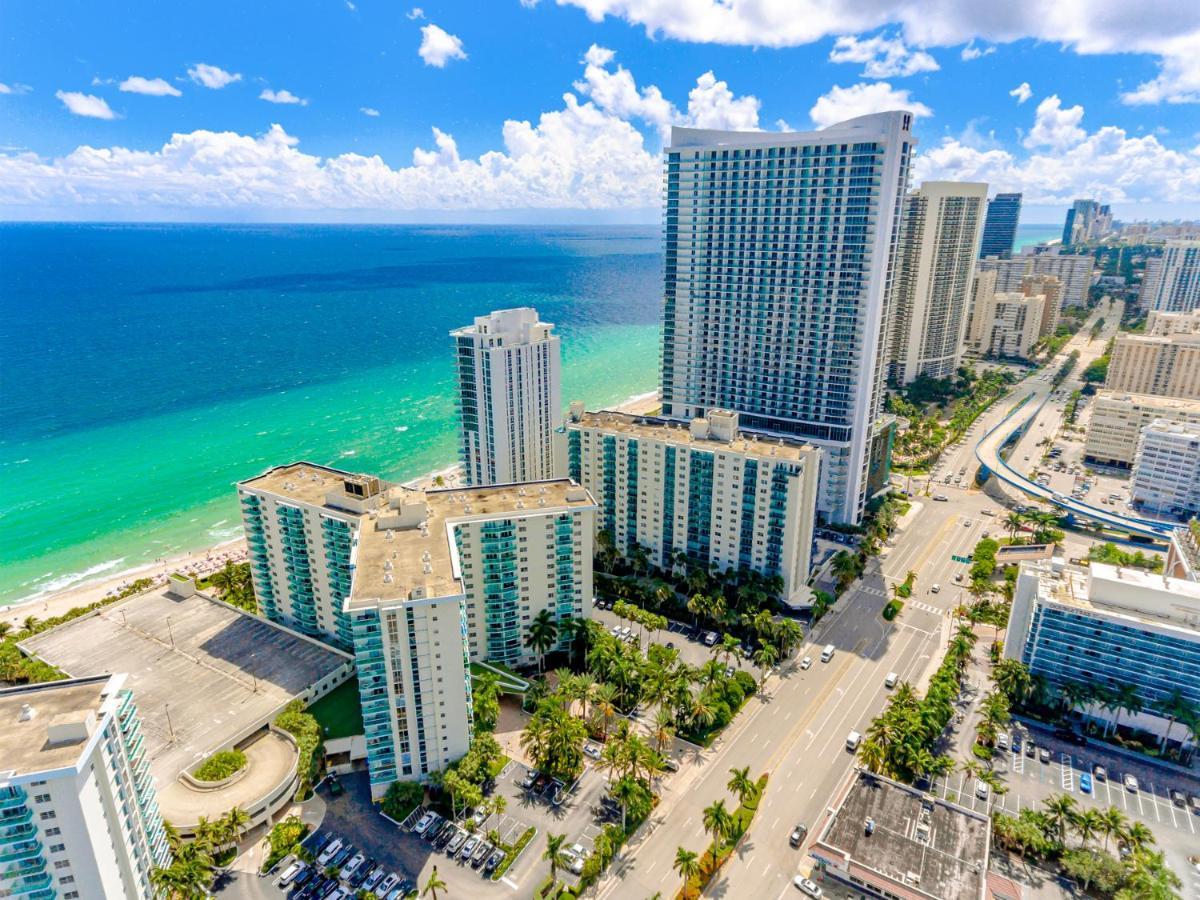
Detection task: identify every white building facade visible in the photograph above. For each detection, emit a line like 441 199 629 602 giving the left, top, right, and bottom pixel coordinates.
1084 391 1200 467
888 181 988 383
978 251 1093 307
451 307 562 486
0 674 172 900
659 113 916 524
1131 420 1200 517
561 406 821 606
1147 240 1200 313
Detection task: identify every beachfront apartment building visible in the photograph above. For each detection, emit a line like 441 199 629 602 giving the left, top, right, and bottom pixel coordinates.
1105 311 1200 401
979 192 1021 259
887 181 988 383
1145 240 1200 313
1005 559 1200 743
977 250 1093 307
560 405 821 607
1083 391 1200 467
239 462 596 797
0 674 172 900
659 113 916 524
967 289 1045 360
451 307 562 487
1130 420 1200 517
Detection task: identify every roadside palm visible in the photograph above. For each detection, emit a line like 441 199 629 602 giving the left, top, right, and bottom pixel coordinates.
701 799 732 864
727 766 756 806
543 832 570 884
673 847 700 886
421 866 447 900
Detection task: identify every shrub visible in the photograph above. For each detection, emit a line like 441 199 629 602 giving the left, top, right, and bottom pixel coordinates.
381 780 424 821
261 815 309 873
882 600 904 621
192 749 247 782
275 700 322 800
491 826 536 881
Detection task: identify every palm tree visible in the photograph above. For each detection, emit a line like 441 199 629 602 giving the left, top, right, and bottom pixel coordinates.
421 866 447 900
591 682 619 739
688 691 716 730
991 658 1032 706
223 806 250 846
1004 511 1025 543
831 551 859 590
686 593 708 627
727 766 756 806
544 832 570 884
1152 687 1194 751
0 622 11 639
857 738 887 775
673 846 700 887
701 799 732 864
717 633 741 667
651 706 675 754
1073 808 1104 848
524 609 558 672
1124 820 1155 852
1110 683 1143 737
1097 805 1128 853
1042 794 1077 845
752 643 778 686
21 615 38 634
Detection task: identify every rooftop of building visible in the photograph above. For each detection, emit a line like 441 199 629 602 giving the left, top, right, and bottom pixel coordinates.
350 479 596 607
995 543 1056 562
239 461 390 512
20 582 351 784
449 306 555 342
669 112 911 150
566 407 818 463
814 769 989 900
1023 558 1200 626
0 675 116 779
1095 391 1200 410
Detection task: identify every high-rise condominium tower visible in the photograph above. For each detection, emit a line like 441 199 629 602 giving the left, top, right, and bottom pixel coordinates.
1062 199 1100 245
660 112 917 523
1146 240 1200 313
0 675 172 900
888 181 988 384
979 192 1021 259
451 307 562 486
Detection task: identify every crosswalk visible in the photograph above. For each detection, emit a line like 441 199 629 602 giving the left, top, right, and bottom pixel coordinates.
860 584 949 618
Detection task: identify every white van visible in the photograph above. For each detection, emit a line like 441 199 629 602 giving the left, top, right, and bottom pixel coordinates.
821 644 836 663
846 731 861 751
317 838 343 866
884 672 898 689
278 862 305 887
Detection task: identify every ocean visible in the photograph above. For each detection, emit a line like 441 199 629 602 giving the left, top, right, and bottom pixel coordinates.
0 221 1064 606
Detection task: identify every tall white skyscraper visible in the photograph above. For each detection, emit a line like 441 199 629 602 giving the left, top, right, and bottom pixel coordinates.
0 674 172 900
660 112 917 523
451 307 562 486
888 181 988 384
1147 240 1200 313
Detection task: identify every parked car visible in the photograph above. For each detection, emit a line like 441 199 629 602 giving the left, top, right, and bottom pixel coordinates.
1039 747 1051 764
446 830 467 855
1170 788 1187 808
800 656 812 670
484 849 506 874
377 874 400 895
1123 773 1139 792
793 876 823 897
460 836 479 861
471 841 492 868
317 838 344 867
413 812 435 835
1079 773 1092 794
1093 764 1107 782
340 853 366 880
584 742 602 760
362 867 385 892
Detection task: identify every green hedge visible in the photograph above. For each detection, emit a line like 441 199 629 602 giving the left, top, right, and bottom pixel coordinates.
492 826 536 881
261 815 309 874
192 749 247 782
275 700 322 800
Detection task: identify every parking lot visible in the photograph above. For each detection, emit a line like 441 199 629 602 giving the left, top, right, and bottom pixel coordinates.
589 603 755 676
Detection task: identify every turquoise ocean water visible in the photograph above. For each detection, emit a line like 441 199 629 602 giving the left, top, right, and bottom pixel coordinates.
0 222 1063 607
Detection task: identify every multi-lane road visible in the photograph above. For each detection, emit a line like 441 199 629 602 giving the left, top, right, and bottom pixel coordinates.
595 491 999 899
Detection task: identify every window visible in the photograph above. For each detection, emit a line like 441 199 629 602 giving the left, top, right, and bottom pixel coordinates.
54 861 71 870
40 811 57 820
34 794 50 803
45 827 61 837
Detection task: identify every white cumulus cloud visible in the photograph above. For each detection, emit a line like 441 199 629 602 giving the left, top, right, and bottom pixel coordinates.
360 107 381 117
829 34 939 78
54 90 117 119
960 41 995 61
119 76 181 97
1009 82 1033 104
0 82 33 95
550 0 1200 106
809 82 932 128
418 24 467 67
407 7 424 19
260 88 308 106
187 63 242 89
1023 95 1085 150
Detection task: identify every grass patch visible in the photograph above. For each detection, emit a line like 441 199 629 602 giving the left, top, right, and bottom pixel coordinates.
308 677 364 739
192 749 247 782
882 600 904 621
492 826 536 881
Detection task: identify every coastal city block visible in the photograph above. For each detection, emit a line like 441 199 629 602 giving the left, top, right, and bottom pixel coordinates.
5 112 1200 900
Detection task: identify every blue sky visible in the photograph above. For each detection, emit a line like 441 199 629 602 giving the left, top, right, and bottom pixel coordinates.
2 0 1199 223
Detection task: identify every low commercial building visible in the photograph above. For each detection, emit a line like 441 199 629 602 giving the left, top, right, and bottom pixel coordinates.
1131 420 1200 517
810 768 992 900
1004 559 1200 742
1105 311 1200 401
1084 391 1200 467
560 406 820 607
0 674 172 900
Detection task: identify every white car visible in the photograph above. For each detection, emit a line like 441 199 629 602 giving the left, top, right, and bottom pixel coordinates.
566 843 587 875
1124 773 1139 792
317 838 343 866
341 852 366 879
930 584 941 594
794 876 823 897
584 742 602 760
800 656 812 670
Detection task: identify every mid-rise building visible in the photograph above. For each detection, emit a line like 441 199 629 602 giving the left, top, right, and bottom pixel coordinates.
0 674 172 900
659 113 917 523
1131 420 1200 517
1084 391 1200 467
963 269 997 350
1105 317 1200 401
887 181 988 383
1145 240 1200 313
450 307 562 486
1021 273 1063 337
979 191 1021 259
978 250 1093 307
970 290 1044 359
1005 559 1200 742
560 405 820 606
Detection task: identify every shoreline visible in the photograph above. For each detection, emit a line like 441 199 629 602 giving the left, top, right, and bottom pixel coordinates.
2 389 661 624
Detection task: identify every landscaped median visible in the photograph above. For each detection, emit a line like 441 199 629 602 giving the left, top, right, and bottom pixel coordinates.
491 825 537 881
677 772 768 899
191 748 247 783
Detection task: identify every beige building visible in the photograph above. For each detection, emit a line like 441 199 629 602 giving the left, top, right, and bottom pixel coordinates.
1021 273 1063 337
967 286 1045 359
964 268 997 349
887 181 988 383
1105 311 1200 401
560 406 821 607
1084 391 1200 467
978 250 1093 307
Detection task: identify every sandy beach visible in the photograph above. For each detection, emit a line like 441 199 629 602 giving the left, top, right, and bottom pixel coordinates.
3 390 661 628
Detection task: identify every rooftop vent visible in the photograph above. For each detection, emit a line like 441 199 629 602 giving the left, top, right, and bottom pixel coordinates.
383 573 393 584
915 824 931 844
904 872 920 886
423 563 432 574
18 703 35 722
384 560 393 571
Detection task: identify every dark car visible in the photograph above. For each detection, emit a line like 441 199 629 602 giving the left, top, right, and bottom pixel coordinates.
1025 741 1036 758
308 832 333 854
348 859 376 888
789 823 808 848
484 849 505 875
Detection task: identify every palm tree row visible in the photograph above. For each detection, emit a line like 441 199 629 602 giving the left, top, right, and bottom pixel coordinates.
673 767 764 897
207 560 256 613
150 807 250 899
1002 507 1060 545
